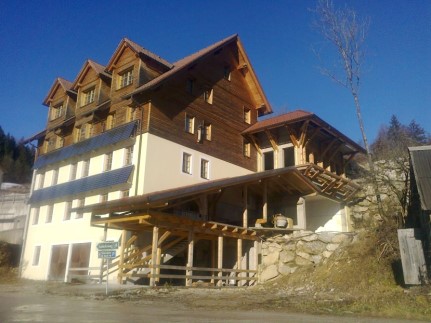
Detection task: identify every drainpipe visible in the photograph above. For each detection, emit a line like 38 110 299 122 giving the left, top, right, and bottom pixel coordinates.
134 100 149 197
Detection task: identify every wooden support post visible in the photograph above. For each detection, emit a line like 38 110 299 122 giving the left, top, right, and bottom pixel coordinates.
156 247 162 283
254 240 260 285
150 226 159 287
262 181 268 223
297 197 306 229
242 185 248 228
186 229 194 287
118 229 127 284
217 235 223 287
211 239 216 285
237 239 243 287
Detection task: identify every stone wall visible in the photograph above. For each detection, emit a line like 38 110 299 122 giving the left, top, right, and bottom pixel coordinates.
349 159 409 222
260 230 355 282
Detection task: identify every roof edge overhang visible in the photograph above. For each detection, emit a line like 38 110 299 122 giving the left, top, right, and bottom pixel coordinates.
43 77 76 106
72 60 111 90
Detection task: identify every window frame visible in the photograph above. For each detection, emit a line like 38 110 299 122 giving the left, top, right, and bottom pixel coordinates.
32 207 40 225
81 159 90 178
104 152 113 172
118 68 133 89
243 141 251 158
244 107 251 124
204 88 213 104
32 246 41 266
200 159 209 180
185 114 195 134
124 146 133 166
51 169 58 186
46 205 53 223
182 152 192 174
75 199 84 219
82 87 95 105
64 201 72 221
204 123 212 141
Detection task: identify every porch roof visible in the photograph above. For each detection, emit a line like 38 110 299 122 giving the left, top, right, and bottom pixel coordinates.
81 164 360 218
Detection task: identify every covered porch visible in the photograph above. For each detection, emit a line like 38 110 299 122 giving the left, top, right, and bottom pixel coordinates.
83 164 360 286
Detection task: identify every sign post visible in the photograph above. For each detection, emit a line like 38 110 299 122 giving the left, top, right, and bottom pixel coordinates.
97 241 118 295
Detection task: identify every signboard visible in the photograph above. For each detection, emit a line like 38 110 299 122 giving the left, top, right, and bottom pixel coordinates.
97 241 118 250
98 250 116 259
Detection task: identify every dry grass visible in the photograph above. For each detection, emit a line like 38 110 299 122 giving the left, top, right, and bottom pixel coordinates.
266 221 431 320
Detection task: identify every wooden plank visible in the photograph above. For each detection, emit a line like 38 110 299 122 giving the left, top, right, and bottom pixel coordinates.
118 229 127 284
398 229 428 285
217 235 223 287
186 230 194 286
237 239 243 287
149 226 159 287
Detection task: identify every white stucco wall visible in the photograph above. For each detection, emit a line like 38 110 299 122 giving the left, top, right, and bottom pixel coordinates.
304 195 350 232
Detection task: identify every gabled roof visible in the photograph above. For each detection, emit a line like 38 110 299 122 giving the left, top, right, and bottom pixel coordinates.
126 34 272 115
243 109 365 154
409 145 431 211
106 38 173 72
43 77 76 106
72 60 111 90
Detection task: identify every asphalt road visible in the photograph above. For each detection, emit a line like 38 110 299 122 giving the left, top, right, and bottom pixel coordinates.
1 288 423 323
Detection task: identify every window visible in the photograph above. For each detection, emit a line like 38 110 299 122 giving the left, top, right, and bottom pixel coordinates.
51 103 64 120
200 159 209 179
47 137 56 151
78 124 89 141
186 79 194 95
32 208 40 225
124 146 133 166
70 163 77 181
119 69 133 88
243 141 251 158
185 114 195 134
83 88 95 105
224 66 231 81
56 136 64 149
64 201 71 221
32 246 41 266
126 107 134 122
204 88 213 104
107 114 116 130
38 173 45 189
46 205 53 223
244 107 251 124
182 152 192 174
100 193 108 203
283 147 295 167
204 124 212 141
51 169 58 186
104 152 113 171
121 190 129 198
81 159 90 177
264 151 274 171
75 199 84 219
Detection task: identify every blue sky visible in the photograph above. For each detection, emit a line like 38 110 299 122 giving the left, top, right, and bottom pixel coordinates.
0 0 429 144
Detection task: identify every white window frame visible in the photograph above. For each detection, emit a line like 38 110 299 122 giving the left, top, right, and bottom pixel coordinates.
119 68 133 88
104 152 113 172
182 152 192 174
81 159 90 178
244 107 251 124
83 87 95 105
243 141 251 158
70 163 77 181
51 169 58 186
124 146 133 166
200 159 209 180
185 114 195 134
75 199 84 219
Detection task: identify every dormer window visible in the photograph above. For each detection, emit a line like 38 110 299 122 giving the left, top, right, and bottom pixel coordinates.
119 69 133 88
83 88 95 105
50 103 64 120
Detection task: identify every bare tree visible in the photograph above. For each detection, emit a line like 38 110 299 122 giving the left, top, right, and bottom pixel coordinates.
313 0 384 218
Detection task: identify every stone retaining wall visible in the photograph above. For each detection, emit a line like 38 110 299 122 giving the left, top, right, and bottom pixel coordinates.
260 230 355 282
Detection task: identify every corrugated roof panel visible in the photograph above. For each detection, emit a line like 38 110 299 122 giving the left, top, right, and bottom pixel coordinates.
33 121 137 169
29 165 134 204
409 146 431 211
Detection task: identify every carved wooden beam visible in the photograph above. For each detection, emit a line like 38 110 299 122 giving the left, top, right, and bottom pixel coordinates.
299 120 310 147
248 135 262 156
265 130 278 152
285 125 299 147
